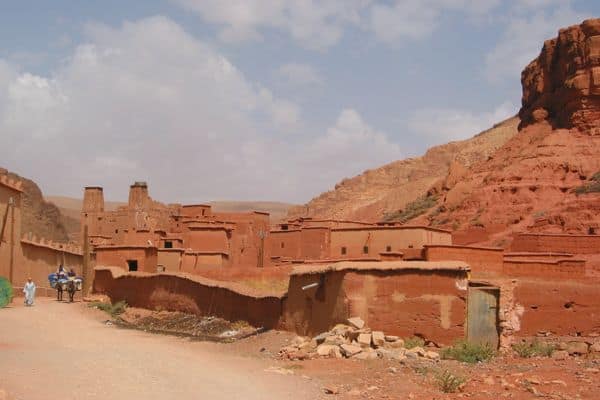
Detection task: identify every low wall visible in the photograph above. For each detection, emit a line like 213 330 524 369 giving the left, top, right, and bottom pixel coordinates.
282 261 469 345
511 233 600 254
18 240 83 294
425 245 504 276
503 259 586 278
504 252 574 261
93 267 283 329
505 278 600 337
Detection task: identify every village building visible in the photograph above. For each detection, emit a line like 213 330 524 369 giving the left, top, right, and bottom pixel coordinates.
0 176 83 296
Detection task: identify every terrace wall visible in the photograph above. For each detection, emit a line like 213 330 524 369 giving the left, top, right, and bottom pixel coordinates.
424 245 504 276
93 267 283 329
511 233 600 254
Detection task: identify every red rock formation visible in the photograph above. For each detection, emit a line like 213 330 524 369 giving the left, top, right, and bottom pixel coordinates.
424 19 600 243
520 19 600 134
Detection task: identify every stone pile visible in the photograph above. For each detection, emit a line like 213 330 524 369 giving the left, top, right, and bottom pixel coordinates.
278 317 440 362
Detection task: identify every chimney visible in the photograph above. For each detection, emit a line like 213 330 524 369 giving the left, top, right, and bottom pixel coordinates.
128 181 149 209
82 186 104 213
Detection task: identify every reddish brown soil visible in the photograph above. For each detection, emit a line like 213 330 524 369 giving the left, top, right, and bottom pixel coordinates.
3 299 598 399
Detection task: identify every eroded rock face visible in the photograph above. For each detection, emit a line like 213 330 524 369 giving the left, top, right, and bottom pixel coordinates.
520 18 600 134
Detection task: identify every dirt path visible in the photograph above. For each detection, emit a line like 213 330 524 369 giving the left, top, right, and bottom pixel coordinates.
0 298 321 400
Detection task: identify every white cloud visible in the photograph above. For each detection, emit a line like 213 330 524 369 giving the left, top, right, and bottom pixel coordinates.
408 101 516 144
369 0 500 43
173 0 370 50
276 63 323 87
484 3 590 83
173 0 502 49
304 109 402 183
0 16 403 203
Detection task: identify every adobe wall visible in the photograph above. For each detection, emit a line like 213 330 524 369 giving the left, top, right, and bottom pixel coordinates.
18 240 83 295
180 252 227 272
184 229 229 253
499 277 600 338
95 246 157 273
269 230 301 260
157 249 182 272
504 252 574 261
425 245 504 276
502 259 586 278
0 182 22 281
511 233 600 254
93 267 283 329
329 227 451 259
300 228 330 260
283 266 468 345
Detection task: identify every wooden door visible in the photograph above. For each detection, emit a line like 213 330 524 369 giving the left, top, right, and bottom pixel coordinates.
467 286 499 348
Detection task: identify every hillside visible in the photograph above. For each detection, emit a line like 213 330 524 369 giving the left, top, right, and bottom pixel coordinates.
288 116 519 221
0 168 70 243
411 18 600 244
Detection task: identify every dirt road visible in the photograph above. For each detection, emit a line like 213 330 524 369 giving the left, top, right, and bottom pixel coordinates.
0 298 321 400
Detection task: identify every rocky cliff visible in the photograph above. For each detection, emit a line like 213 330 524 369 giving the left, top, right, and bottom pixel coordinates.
420 19 600 243
520 18 600 134
0 168 71 242
288 116 519 221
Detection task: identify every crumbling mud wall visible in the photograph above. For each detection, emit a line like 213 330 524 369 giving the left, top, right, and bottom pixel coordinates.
283 261 469 345
511 233 600 254
425 245 504 276
93 267 283 329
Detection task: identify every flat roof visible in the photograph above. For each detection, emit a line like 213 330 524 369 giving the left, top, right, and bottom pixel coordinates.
424 244 504 251
94 245 155 250
290 260 470 275
331 225 452 233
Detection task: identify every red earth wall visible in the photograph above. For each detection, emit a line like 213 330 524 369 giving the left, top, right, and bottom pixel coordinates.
424 245 504 276
511 233 600 254
509 278 600 336
283 268 468 345
93 267 283 329
502 259 586 278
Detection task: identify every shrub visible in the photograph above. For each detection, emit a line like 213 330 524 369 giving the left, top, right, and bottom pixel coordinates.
0 277 13 308
89 300 127 317
441 340 495 364
404 336 426 349
591 171 600 182
382 195 439 223
512 340 555 358
435 370 466 393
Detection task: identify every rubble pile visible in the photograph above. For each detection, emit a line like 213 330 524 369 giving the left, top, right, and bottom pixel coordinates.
279 317 440 362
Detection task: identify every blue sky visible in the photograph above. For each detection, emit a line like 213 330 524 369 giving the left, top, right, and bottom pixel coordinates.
0 1 599 203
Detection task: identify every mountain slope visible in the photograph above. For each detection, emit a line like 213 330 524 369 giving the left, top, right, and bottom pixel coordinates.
413 19 600 242
288 116 519 221
1 168 70 243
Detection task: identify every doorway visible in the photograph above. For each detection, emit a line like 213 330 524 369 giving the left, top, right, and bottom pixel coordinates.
467 284 500 348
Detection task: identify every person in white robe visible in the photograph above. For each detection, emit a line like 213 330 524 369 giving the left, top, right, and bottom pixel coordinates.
23 278 36 306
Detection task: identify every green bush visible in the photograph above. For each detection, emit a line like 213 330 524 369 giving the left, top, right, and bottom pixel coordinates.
512 340 555 358
591 171 600 182
441 340 495 364
0 277 13 308
404 336 426 349
89 300 127 317
383 195 439 223
435 370 466 393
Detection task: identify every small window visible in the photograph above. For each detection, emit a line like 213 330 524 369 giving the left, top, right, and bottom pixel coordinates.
363 246 369 254
408 245 414 249
115 229 118 234
341 247 347 255
281 224 288 231
281 242 285 249
127 260 138 272
386 245 392 252
164 241 173 249
201 209 205 216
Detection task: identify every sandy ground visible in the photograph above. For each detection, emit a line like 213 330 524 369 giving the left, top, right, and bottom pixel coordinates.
0 298 322 400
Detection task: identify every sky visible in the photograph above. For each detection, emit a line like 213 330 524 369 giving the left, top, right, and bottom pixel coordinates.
0 1 598 204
